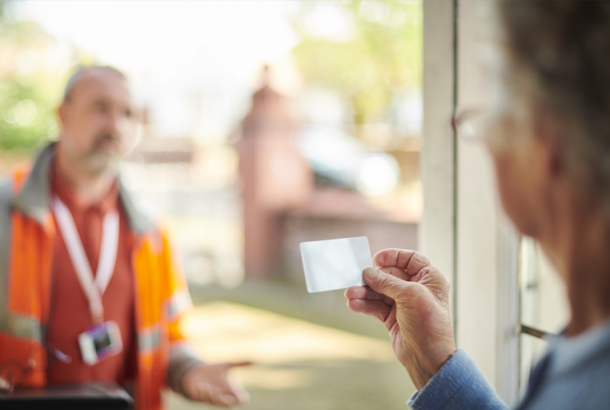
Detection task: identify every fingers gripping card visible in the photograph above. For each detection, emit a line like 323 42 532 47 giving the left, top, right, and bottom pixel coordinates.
300 237 373 293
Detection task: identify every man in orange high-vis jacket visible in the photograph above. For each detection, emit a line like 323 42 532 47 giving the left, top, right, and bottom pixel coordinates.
0 66 250 409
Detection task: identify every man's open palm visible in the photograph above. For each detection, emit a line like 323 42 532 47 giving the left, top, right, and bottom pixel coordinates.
181 362 251 407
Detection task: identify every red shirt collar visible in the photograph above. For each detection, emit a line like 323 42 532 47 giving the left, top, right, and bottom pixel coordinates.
51 161 119 215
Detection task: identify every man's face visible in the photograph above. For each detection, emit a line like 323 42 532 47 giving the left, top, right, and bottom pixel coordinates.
58 69 139 175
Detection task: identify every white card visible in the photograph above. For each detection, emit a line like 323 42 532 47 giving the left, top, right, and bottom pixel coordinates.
300 236 373 293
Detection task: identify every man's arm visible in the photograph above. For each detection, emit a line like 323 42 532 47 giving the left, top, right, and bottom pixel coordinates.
167 342 204 394
161 229 250 406
160 229 204 393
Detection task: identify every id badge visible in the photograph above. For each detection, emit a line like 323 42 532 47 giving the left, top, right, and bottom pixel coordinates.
78 321 123 365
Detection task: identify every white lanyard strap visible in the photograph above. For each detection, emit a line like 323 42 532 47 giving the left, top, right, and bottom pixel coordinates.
52 196 119 324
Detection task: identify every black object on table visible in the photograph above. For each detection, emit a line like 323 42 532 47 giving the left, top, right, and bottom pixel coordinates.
0 382 133 409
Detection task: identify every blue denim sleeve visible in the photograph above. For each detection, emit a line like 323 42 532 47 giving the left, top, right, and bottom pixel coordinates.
407 349 509 410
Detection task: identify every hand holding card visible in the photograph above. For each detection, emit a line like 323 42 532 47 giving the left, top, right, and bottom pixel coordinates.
300 236 373 293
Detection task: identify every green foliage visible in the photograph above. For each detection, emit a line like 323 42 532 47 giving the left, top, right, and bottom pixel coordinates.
0 74 58 150
291 0 422 124
0 1 60 151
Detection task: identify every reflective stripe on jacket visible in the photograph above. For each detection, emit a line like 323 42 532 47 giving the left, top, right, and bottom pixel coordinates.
0 143 197 410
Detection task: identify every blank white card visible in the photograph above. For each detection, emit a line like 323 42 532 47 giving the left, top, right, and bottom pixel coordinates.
300 236 373 293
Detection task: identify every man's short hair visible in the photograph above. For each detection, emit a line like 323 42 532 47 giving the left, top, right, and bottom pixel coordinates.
63 66 127 102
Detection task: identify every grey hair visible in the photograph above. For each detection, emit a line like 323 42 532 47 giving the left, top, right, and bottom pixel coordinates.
63 65 127 102
499 1 610 210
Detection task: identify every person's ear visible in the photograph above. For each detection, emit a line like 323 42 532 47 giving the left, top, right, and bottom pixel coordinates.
57 102 68 127
540 136 562 182
530 106 565 184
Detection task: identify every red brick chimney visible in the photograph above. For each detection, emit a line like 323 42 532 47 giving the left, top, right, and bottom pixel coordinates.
237 66 312 279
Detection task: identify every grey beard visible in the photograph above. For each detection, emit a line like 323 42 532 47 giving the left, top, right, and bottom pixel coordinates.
83 150 122 176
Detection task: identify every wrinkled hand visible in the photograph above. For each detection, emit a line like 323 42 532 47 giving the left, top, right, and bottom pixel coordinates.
181 362 251 407
345 249 456 391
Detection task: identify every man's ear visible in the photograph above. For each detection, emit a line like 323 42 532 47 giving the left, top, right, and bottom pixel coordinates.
56 103 68 139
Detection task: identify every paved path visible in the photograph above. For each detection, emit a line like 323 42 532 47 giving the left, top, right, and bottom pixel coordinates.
166 300 415 410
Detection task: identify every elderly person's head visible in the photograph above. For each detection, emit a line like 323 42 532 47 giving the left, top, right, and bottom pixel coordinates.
488 1 610 334
346 2 610 393
56 66 139 177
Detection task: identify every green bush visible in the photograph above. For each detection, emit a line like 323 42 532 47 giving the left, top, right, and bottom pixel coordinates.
0 1 59 151
0 75 56 150
291 0 423 124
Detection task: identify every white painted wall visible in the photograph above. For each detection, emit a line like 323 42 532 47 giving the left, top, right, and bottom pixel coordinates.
422 0 520 405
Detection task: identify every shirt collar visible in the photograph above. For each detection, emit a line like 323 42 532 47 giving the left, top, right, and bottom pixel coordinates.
51 160 119 215
548 318 610 377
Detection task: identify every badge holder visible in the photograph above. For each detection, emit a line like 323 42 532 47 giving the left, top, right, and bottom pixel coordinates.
78 321 123 365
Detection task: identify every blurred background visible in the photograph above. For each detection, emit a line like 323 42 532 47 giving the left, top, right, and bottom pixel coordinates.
0 1 422 408
0 1 572 408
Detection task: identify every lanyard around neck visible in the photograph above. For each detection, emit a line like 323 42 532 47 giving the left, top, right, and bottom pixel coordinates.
52 196 119 324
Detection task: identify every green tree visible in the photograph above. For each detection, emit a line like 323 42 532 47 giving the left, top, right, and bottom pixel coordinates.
0 0 61 150
291 0 422 124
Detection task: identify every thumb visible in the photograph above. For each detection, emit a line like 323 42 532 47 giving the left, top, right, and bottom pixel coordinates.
363 267 409 300
226 361 253 369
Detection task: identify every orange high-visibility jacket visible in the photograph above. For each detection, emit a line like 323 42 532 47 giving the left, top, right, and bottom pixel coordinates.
0 143 201 410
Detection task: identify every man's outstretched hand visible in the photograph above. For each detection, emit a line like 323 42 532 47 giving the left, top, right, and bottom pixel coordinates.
181 362 251 407
345 249 456 391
